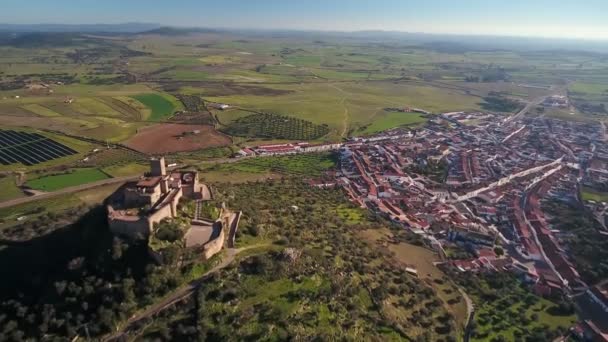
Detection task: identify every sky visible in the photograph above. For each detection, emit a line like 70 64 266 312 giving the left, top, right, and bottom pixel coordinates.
2 0 608 40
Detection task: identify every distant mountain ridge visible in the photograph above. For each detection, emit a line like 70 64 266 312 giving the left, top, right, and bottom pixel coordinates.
0 23 161 33
0 23 606 53
140 26 219 36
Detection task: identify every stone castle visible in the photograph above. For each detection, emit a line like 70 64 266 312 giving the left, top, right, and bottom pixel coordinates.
107 157 211 239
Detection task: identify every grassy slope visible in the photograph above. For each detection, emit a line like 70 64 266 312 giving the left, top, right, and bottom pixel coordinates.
148 180 458 341
360 228 469 333
101 163 149 177
0 182 121 232
0 176 24 202
21 104 61 117
0 193 81 224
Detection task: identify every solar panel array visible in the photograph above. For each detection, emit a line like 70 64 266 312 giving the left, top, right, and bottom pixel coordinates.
0 130 78 166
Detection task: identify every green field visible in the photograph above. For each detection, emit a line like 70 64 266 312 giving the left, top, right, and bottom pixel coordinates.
131 93 179 121
581 187 608 202
360 111 428 135
21 104 61 117
205 82 482 137
26 168 111 192
2 30 605 152
570 82 608 95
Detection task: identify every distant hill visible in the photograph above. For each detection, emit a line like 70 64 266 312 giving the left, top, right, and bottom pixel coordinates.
139 26 219 36
0 32 105 48
0 23 161 33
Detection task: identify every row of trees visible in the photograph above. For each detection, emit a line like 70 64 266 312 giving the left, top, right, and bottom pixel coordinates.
224 113 330 140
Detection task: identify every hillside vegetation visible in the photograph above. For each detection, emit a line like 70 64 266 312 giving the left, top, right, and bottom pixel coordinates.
137 180 460 341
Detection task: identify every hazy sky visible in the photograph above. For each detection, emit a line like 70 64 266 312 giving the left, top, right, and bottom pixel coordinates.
2 0 608 40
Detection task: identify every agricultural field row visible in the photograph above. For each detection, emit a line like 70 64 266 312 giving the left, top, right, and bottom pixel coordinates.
2 32 608 166
4 92 178 123
0 79 183 143
223 112 331 141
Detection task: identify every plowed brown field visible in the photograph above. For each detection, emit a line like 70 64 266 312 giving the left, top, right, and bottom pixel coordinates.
127 124 231 154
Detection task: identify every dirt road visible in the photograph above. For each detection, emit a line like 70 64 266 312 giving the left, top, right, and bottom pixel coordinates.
103 245 263 342
0 175 140 210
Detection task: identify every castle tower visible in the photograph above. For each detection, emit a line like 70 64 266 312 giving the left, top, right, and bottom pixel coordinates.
150 157 167 177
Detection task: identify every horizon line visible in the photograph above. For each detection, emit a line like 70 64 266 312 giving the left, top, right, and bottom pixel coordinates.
2 22 608 43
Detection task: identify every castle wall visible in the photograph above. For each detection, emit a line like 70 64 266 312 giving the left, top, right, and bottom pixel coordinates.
181 184 194 198
227 211 242 249
170 187 182 216
148 202 174 230
124 184 162 208
107 205 151 240
200 183 212 201
150 157 167 177
202 224 225 260
160 179 169 193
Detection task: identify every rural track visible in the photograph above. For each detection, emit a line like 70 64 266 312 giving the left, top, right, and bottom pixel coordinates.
327 84 352 138
0 165 189 210
0 175 139 210
505 94 548 123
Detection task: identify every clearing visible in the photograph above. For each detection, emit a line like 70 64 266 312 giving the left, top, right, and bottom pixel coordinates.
0 176 24 202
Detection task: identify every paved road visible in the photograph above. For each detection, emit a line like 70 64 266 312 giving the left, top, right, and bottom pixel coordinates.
0 175 140 209
507 83 570 124
521 183 565 287
506 94 549 124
